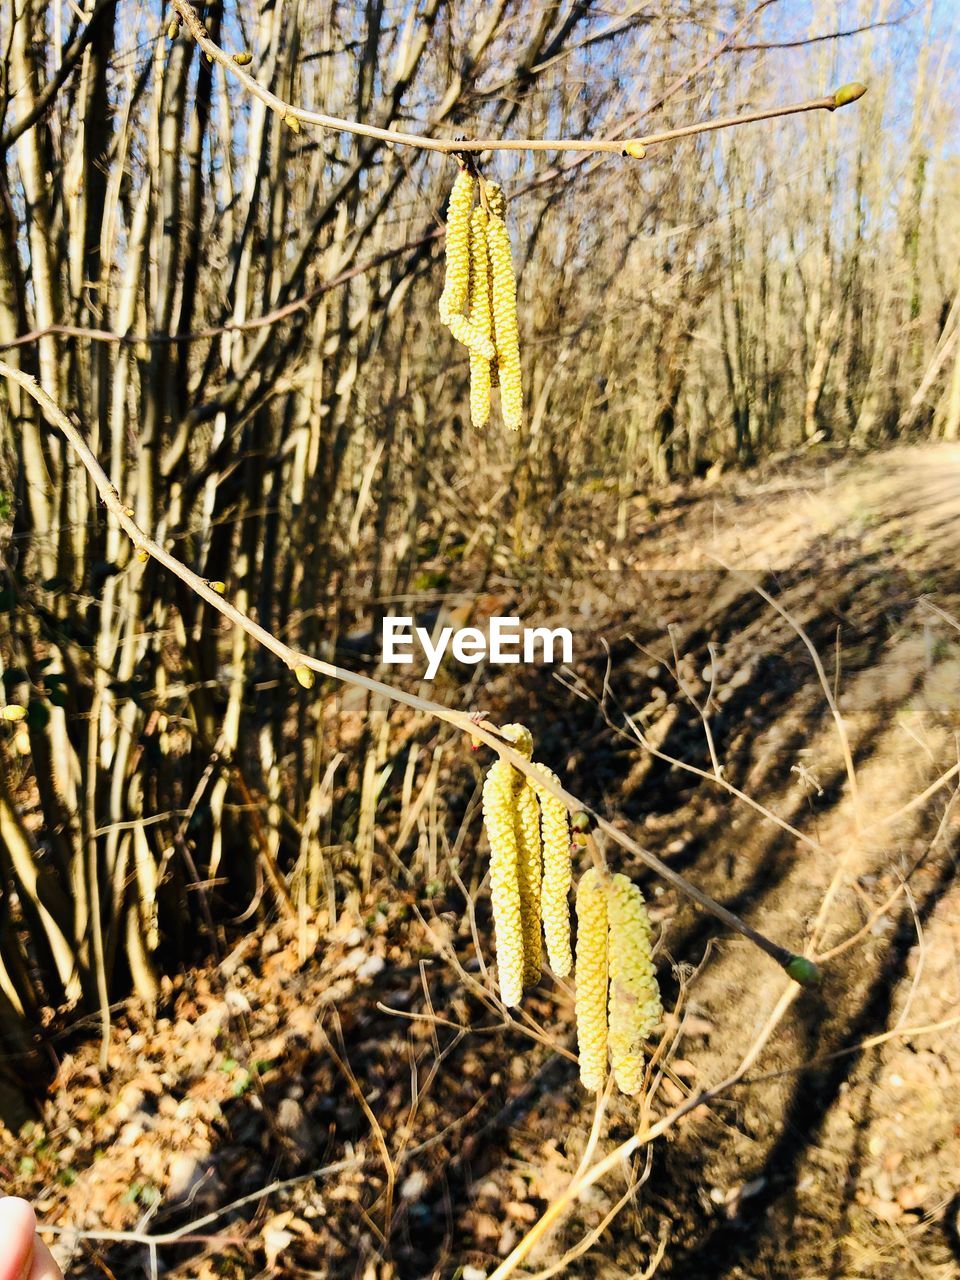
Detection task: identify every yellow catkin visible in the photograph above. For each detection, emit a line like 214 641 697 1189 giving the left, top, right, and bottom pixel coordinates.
444 310 496 360
482 758 525 1007
486 182 506 220
499 721 534 759
438 170 496 361
575 868 609 1091
485 186 503 389
606 873 662 1096
486 186 523 431
467 206 493 428
532 763 572 977
438 171 474 323
499 722 538 985
515 778 543 986
442 312 494 360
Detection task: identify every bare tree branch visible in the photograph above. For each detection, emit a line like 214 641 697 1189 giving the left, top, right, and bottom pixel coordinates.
171 0 865 159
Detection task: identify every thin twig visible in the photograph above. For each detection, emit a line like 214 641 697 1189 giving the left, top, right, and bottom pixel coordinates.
865 760 960 834
727 8 920 51
817 782 959 962
555 663 827 853
40 1159 363 1245
0 231 441 352
320 1014 396 1243
919 596 960 634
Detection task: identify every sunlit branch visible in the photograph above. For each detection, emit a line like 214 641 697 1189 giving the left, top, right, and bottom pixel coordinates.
171 0 865 161
0 359 820 985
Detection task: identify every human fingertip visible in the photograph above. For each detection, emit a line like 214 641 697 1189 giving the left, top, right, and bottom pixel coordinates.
0 1197 36 1280
28 1237 64 1280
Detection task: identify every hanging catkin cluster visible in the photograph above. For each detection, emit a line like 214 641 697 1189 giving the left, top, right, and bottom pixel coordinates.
574 870 662 1095
480 724 572 1005
439 170 523 431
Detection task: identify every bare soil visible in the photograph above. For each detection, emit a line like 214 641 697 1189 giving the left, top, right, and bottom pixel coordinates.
4 443 960 1280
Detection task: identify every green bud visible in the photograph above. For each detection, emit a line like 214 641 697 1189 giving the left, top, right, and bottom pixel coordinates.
283 114 301 134
785 954 822 987
832 82 867 109
210 580 226 594
294 664 315 689
571 810 591 833
232 51 253 66
2 704 26 722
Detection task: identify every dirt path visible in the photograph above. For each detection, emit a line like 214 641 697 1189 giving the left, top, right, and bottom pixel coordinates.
6 444 960 1280
545 441 960 1279
625 441 960 569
